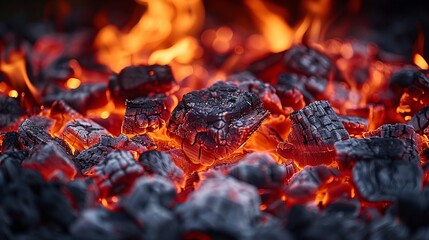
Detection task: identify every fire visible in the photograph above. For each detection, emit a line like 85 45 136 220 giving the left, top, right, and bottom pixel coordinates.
414 53 429 70
65 77 81 89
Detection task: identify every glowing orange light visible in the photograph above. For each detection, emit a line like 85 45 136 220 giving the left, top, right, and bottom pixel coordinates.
259 204 267 211
414 53 429 70
100 111 110 119
65 78 81 89
0 82 7 92
8 90 18 98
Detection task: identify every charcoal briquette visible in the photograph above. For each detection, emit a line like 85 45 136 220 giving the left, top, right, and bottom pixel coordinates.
283 45 332 79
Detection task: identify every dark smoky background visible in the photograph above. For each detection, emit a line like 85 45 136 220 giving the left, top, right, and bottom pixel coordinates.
0 0 428 60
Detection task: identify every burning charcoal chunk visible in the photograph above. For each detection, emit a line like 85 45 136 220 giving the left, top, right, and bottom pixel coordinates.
397 70 429 119
176 177 261 239
324 198 361 217
74 144 113 175
18 117 71 152
352 159 422 202
109 64 177 103
394 189 429 229
227 71 283 113
286 165 341 201
389 67 422 99
138 150 184 187
368 217 409 240
70 208 140 239
58 118 109 152
334 138 408 170
277 72 315 103
25 115 55 133
22 141 77 180
1 131 21 152
122 176 179 240
283 45 332 78
122 96 170 135
337 115 368 136
408 104 429 133
227 152 286 188
43 83 108 113
0 95 23 130
274 83 305 110
92 150 144 197
277 101 349 167
99 134 156 154
364 123 419 163
167 81 269 166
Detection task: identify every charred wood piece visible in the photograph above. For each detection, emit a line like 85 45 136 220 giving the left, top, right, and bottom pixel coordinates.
74 145 113 175
277 101 349 167
92 150 144 197
43 83 108 113
167 81 269 166
397 70 429 119
364 123 419 163
0 150 28 166
122 96 170 135
389 67 422 101
337 115 368 136
227 71 283 113
138 150 184 187
283 45 332 79
334 138 408 170
22 141 77 180
286 165 341 200
352 159 422 202
1 131 22 152
176 177 261 239
121 176 179 239
227 152 287 188
408 104 429 134
274 83 306 110
0 95 23 131
109 65 177 104
58 119 108 152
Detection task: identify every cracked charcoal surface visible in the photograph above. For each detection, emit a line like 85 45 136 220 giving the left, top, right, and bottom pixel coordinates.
109 64 177 104
364 123 419 163
59 118 109 151
167 81 269 166
274 83 306 110
176 176 261 239
277 100 350 166
334 138 408 170
1 131 22 152
138 150 184 187
227 71 283 113
43 83 108 113
122 96 170 135
92 150 144 197
337 115 368 136
283 45 332 79
408 105 429 133
22 141 76 180
352 159 422 202
0 95 23 131
227 152 287 189
397 70 429 119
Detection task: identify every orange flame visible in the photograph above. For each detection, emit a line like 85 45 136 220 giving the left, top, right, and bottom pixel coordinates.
414 53 428 70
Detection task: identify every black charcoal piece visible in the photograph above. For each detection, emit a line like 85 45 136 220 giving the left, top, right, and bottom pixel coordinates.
352 159 422 202
283 45 332 78
167 81 269 166
0 150 27 166
92 150 144 197
227 152 286 188
394 190 429 229
109 64 177 103
337 115 368 136
1 131 21 152
277 100 350 167
334 138 408 170
227 71 283 113
0 95 23 131
22 141 76 180
176 176 261 239
408 104 429 133
138 150 184 187
122 176 179 240
397 70 429 119
364 123 419 163
389 67 422 98
274 83 306 110
74 145 113 175
99 134 157 154
43 83 108 113
58 118 109 151
368 217 409 240
70 208 140 239
122 96 170 135
286 165 341 200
